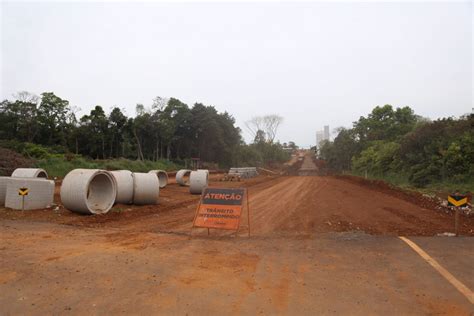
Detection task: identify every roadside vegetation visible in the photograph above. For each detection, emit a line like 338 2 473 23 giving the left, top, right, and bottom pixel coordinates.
319 105 473 192
0 91 290 176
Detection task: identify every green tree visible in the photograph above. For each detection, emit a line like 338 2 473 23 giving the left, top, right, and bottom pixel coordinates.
37 92 71 146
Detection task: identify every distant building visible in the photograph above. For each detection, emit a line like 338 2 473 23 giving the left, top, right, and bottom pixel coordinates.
316 131 324 148
324 125 330 141
316 125 330 148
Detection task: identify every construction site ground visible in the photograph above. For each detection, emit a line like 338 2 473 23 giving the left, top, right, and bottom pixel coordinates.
1 157 473 314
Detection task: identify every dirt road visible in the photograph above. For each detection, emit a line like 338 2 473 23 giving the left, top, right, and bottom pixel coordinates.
0 171 473 314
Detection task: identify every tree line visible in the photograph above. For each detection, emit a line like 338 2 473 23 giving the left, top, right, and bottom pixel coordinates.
0 91 290 168
319 105 473 187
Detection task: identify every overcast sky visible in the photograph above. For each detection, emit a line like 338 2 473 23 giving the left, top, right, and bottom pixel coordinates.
1 1 472 147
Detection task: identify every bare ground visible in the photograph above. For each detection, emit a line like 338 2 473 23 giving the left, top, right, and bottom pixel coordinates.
1 168 473 314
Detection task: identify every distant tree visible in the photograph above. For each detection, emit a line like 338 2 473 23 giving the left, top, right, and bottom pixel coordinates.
246 114 283 143
262 114 283 143
288 141 298 150
108 107 128 157
353 105 418 144
37 92 71 146
245 116 264 142
254 130 266 144
152 96 169 112
320 128 360 171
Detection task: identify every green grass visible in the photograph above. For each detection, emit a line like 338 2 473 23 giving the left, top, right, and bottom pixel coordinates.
36 156 182 178
351 171 473 195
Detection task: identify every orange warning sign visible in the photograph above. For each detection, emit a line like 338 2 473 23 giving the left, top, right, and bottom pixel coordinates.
193 188 245 230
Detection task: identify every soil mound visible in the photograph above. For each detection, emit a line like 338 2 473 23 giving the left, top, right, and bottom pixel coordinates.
0 147 34 176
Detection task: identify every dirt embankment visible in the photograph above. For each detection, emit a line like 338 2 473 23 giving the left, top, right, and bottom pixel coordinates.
334 175 472 214
0 147 34 176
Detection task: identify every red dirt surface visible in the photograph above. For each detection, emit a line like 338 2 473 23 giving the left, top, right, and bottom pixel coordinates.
1 174 472 236
1 165 473 314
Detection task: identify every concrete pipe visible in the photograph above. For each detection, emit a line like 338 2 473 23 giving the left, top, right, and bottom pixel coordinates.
148 170 168 188
133 172 159 205
189 170 209 194
11 168 48 178
197 169 209 175
110 170 134 204
0 176 8 206
176 169 192 186
5 178 54 210
60 169 117 215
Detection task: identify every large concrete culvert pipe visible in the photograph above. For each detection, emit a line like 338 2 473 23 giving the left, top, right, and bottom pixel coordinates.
148 170 168 188
60 169 117 215
132 173 159 205
176 169 192 186
11 168 48 178
110 170 134 204
189 170 209 194
5 178 55 210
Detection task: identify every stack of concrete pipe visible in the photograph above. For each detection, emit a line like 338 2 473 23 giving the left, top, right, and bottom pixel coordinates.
60 169 162 215
228 167 258 179
0 168 54 210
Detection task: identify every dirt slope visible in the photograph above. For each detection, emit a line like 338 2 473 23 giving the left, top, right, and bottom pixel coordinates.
246 176 472 236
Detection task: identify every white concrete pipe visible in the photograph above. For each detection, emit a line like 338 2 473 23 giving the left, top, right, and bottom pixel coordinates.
0 176 8 206
132 172 159 205
5 178 54 210
110 170 134 204
189 170 209 194
11 168 48 178
60 169 117 215
197 169 209 175
176 169 192 186
148 170 168 188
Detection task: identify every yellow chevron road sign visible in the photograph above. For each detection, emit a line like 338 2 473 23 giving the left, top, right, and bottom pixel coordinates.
447 195 468 207
18 188 29 196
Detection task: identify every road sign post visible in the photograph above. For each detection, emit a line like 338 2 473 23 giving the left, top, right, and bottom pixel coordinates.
18 187 29 211
193 187 250 236
447 194 468 237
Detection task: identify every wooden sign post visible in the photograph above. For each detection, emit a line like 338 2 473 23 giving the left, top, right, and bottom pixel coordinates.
448 194 468 237
193 187 250 237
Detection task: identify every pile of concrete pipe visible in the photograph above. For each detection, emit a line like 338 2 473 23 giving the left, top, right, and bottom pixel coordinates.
0 168 54 210
176 169 209 194
1 166 209 213
60 169 163 215
228 167 258 179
